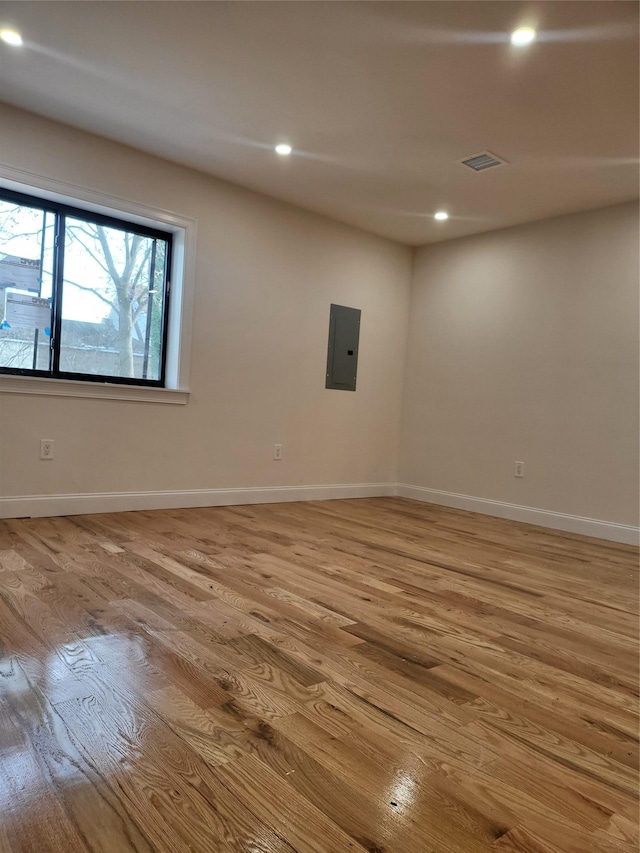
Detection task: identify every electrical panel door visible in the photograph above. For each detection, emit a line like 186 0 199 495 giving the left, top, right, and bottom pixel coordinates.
326 303 360 391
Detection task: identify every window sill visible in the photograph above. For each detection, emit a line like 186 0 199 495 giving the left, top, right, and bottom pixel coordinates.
0 375 189 404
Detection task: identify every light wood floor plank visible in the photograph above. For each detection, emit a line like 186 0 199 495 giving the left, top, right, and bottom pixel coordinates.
0 497 637 852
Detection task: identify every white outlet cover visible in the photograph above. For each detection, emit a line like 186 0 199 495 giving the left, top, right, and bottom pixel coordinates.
40 439 54 459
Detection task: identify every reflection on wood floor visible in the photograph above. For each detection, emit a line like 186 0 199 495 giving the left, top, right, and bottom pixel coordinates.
0 497 637 852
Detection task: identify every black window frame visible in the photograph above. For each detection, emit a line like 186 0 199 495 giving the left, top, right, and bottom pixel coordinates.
0 186 173 388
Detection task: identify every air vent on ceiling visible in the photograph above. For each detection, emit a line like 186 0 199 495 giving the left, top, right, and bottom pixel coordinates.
459 151 508 172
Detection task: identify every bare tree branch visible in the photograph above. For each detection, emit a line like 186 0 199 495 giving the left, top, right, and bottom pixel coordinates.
64 278 115 309
132 300 146 325
128 245 152 301
66 228 111 276
95 226 122 290
122 233 143 286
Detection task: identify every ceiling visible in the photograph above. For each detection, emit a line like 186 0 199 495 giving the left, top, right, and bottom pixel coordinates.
0 1 638 245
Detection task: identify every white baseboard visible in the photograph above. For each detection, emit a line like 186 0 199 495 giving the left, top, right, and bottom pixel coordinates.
397 484 639 546
2 481 636 546
0 482 397 520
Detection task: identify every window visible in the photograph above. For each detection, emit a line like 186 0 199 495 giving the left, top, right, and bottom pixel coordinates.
0 187 172 386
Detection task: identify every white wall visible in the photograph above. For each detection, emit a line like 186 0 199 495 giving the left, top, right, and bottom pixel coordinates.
1 105 637 539
400 202 639 529
0 105 412 509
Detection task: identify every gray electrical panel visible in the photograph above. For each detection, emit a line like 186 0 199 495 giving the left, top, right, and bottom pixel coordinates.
326 304 361 391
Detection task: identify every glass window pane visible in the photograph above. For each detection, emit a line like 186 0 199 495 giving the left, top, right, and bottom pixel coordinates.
59 217 167 380
0 200 54 372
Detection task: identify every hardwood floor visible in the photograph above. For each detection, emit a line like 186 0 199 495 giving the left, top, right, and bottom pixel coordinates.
0 497 637 853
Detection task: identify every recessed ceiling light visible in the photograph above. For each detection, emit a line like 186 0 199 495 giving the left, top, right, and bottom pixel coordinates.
275 144 292 156
0 29 23 46
511 27 536 46
434 211 449 221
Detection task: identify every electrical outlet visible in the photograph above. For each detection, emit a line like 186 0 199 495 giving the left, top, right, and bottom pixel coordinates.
40 439 54 460
273 444 283 461
514 460 524 478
